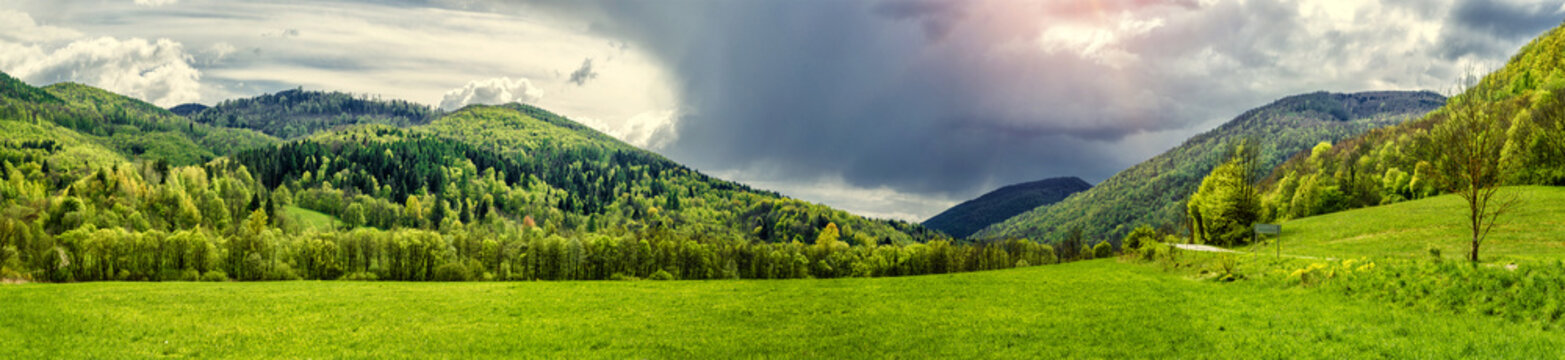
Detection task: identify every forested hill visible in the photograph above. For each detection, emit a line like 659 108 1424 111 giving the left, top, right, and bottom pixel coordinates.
2 75 979 283
0 72 278 168
232 103 937 246
923 177 1089 239
974 90 1444 244
186 88 439 139
1254 22 1565 222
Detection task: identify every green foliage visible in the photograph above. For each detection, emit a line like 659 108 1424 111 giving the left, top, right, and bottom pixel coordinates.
1092 241 1113 259
1121 225 1158 251
978 91 1443 244
1187 140 1263 246
647 269 675 281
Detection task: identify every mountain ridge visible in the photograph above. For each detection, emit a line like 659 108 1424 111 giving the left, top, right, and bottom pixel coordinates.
922 176 1090 239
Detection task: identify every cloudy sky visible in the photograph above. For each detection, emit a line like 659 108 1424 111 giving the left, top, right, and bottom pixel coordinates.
2 0 1562 221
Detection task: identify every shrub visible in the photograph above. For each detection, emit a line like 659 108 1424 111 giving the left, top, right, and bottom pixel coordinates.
433 263 472 281
268 263 301 281
340 271 379 281
200 270 229 282
1122 225 1158 251
609 273 640 281
1138 242 1165 262
648 269 675 281
1093 241 1114 259
1015 259 1030 268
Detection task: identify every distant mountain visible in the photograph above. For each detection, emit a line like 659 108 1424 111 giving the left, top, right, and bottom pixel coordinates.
190 88 439 139
168 103 209 116
923 177 1089 239
974 90 1445 244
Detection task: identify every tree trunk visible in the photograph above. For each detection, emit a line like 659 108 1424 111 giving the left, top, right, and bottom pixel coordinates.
1470 239 1480 262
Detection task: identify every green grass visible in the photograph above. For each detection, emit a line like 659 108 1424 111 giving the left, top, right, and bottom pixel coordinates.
4 260 1560 358
284 205 342 232
1248 186 1565 262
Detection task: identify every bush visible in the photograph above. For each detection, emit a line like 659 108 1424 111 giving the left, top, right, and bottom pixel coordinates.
1015 259 1030 268
648 269 675 281
1122 225 1158 251
433 263 472 281
200 270 229 282
609 272 640 281
268 263 301 281
340 271 379 281
1093 241 1114 259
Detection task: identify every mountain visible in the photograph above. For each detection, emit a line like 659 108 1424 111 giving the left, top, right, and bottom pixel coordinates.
1255 22 1565 222
168 103 209 116
923 177 1090 239
188 88 439 139
974 90 1445 244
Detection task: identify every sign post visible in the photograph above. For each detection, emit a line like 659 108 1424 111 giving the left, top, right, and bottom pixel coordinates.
1254 224 1281 258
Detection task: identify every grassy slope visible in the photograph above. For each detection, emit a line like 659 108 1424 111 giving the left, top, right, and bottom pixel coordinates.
283 205 342 233
1243 186 1565 262
3 260 1559 358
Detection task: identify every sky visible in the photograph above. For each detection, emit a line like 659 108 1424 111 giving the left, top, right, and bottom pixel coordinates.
2 0 1562 221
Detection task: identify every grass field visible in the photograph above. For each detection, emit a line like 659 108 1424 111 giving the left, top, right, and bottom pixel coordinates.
4 260 1563 358
1245 186 1565 261
284 205 343 233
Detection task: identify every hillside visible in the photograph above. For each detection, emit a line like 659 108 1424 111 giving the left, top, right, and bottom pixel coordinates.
975 91 1444 244
1240 186 1565 262
5 261 1560 357
923 177 1089 239
0 73 279 166
236 103 939 246
1 78 997 284
188 88 439 139
1256 23 1565 222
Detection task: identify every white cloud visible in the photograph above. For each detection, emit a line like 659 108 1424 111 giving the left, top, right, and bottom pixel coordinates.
0 9 82 43
201 42 236 65
0 8 200 107
133 0 178 7
439 76 544 110
1037 12 1165 68
711 171 958 222
612 109 680 150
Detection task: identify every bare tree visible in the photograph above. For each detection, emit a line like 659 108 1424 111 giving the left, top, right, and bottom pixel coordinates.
1427 78 1520 263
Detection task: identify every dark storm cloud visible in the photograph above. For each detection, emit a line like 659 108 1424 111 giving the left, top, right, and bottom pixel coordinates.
557 1 1180 199
436 0 1552 219
568 58 597 86
871 0 964 40
1439 0 1565 59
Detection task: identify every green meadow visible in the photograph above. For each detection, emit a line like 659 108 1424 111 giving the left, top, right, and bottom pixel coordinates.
1248 186 1565 262
4 259 1562 359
